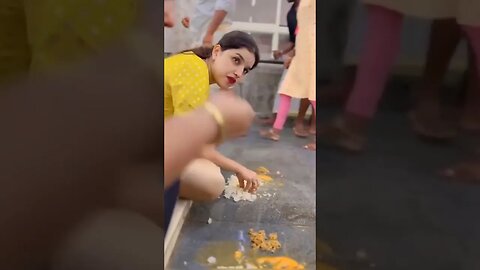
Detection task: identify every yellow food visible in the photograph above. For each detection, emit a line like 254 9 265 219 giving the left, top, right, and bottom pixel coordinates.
256 166 270 175
234 250 243 263
258 174 273 182
256 256 305 270
248 229 282 253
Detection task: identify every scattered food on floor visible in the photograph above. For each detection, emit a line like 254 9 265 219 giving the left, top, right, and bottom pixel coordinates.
207 217 213 224
256 166 275 182
256 166 270 175
248 229 281 252
258 174 273 182
234 250 243 264
256 256 305 270
207 256 217 264
224 175 258 202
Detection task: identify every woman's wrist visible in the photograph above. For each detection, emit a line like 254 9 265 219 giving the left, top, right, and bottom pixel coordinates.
233 165 246 174
202 102 226 144
195 108 222 145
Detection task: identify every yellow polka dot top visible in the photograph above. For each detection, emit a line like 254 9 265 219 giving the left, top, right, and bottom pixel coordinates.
164 52 210 118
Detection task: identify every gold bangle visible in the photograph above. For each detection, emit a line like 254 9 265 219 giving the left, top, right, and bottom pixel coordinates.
203 102 225 144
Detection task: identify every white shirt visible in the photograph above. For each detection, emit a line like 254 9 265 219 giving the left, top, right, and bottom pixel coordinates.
193 0 236 23
190 0 236 45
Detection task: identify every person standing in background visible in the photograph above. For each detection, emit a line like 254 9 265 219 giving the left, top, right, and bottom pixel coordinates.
265 0 316 138
273 0 299 61
260 0 316 151
181 0 236 47
164 0 197 52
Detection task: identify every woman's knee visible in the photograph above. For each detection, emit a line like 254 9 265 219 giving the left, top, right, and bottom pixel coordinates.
179 159 225 201
180 172 224 201
200 173 225 200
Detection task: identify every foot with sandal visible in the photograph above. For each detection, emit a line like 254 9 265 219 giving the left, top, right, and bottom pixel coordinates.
260 98 316 151
409 19 479 141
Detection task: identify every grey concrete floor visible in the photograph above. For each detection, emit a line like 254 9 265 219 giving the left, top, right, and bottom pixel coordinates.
168 121 316 269
168 85 480 270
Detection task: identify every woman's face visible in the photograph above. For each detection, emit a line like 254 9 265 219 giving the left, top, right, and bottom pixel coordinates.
210 45 256 89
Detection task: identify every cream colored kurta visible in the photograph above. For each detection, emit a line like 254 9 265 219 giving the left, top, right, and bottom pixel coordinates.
278 0 316 101
363 0 480 26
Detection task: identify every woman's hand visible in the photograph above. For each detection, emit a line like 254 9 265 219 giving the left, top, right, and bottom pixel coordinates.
236 167 259 193
164 1 175 27
181 17 190 28
273 50 282 60
284 56 293 69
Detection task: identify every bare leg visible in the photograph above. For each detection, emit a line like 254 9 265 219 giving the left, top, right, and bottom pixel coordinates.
440 25 480 184
260 94 292 141
304 100 316 151
410 19 461 140
293 98 311 137
179 159 225 201
460 42 480 132
308 105 316 134
319 5 403 152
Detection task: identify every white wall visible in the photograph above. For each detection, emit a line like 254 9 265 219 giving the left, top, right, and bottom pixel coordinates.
164 0 469 74
164 0 291 58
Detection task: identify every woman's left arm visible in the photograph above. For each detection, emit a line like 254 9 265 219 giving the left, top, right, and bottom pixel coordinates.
201 145 259 192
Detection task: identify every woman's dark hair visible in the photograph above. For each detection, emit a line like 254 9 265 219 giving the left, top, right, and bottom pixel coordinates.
180 31 260 70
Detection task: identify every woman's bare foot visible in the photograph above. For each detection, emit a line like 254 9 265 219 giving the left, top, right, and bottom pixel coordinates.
318 115 366 153
409 100 457 141
460 41 480 133
293 123 309 138
259 128 280 141
441 160 480 184
308 124 316 135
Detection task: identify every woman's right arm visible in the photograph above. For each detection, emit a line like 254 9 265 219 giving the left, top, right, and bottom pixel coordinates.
164 93 255 188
